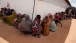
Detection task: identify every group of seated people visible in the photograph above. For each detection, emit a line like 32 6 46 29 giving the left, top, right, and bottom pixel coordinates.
54 11 75 27
13 11 74 38
54 12 63 27
13 13 57 38
1 7 14 16
61 11 75 19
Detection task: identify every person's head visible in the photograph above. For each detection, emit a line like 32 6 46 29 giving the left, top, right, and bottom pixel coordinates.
47 13 52 18
47 13 52 17
56 13 59 16
17 14 21 19
21 14 26 18
4 7 7 11
17 13 22 18
49 15 54 21
35 15 41 20
25 15 30 20
55 13 57 15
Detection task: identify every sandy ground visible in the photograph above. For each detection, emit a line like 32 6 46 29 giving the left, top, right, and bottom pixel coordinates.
0 37 9 43
0 19 71 43
65 19 76 43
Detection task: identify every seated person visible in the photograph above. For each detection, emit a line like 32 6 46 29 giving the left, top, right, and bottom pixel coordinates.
50 15 56 32
54 13 62 27
42 13 51 36
18 15 32 34
54 13 61 21
32 15 42 38
6 9 11 16
13 14 22 28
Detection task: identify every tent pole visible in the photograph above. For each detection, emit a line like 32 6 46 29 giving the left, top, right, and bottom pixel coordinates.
32 0 35 21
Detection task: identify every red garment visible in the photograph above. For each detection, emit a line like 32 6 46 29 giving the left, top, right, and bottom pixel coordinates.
32 28 37 31
54 14 61 19
32 19 42 35
57 15 61 19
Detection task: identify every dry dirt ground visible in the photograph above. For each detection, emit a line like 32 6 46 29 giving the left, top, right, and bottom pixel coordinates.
0 19 72 43
64 19 76 43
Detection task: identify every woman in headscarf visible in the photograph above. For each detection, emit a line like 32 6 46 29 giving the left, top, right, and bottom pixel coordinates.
42 13 51 36
32 15 42 38
50 15 56 32
18 15 32 34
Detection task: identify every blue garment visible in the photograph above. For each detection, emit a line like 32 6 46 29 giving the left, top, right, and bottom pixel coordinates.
50 21 56 32
6 12 11 15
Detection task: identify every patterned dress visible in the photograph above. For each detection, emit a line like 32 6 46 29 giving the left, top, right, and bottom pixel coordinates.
32 19 42 36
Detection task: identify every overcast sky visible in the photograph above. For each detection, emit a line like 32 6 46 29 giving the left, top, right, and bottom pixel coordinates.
69 0 76 7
